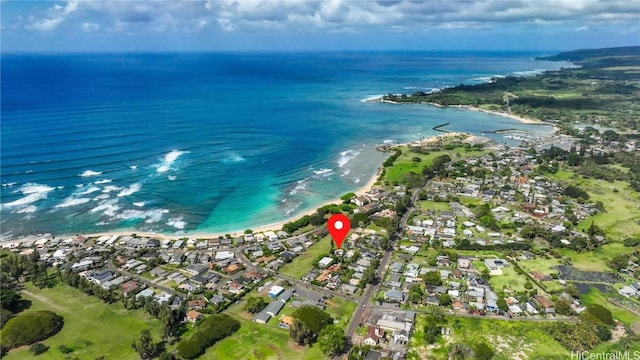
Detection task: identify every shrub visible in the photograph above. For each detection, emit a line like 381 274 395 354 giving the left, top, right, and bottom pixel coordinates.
29 343 49 355
586 304 614 325
0 311 63 349
176 314 240 359
58 344 74 354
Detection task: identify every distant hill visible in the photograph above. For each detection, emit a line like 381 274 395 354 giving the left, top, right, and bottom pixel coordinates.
536 46 640 68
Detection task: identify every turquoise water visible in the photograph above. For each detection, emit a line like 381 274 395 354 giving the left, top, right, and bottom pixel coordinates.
0 52 567 237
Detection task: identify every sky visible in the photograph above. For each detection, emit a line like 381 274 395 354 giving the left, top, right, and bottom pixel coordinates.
1 0 639 52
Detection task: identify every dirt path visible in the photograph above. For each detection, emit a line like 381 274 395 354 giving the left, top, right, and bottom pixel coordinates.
21 289 67 313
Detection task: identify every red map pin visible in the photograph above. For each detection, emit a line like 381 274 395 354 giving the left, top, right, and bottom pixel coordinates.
327 213 350 249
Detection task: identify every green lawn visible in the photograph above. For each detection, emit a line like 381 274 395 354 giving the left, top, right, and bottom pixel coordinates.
383 145 485 185
203 317 325 360
324 297 357 327
280 235 333 279
5 283 160 360
408 315 569 360
489 265 543 293
419 200 451 212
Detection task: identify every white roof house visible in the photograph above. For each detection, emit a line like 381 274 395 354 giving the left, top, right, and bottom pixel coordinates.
318 257 334 268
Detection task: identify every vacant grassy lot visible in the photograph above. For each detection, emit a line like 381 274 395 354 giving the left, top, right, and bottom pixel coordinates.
582 288 640 327
280 235 333 279
408 315 569 360
419 200 451 212
558 242 635 272
488 265 543 293
5 283 160 360
204 317 324 360
576 179 640 240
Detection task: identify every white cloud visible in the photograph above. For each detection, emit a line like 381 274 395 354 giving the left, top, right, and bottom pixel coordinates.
20 0 640 34
81 22 99 32
28 17 64 32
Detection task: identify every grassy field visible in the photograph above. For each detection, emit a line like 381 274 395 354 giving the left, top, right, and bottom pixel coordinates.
203 317 325 360
418 200 451 212
575 179 640 240
280 235 333 279
517 257 565 292
558 242 635 272
383 145 485 185
408 315 569 360
5 283 160 360
488 265 543 293
324 297 357 327
582 288 640 327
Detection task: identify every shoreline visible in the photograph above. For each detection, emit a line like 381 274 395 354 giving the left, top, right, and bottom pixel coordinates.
1 167 383 243
366 96 557 132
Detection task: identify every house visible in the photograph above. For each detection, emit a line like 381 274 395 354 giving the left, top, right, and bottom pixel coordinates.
384 289 405 303
363 326 383 346
318 257 334 268
390 262 404 273
185 310 203 323
619 286 639 297
392 330 410 344
530 271 552 282
120 280 140 297
452 300 465 310
269 285 285 299
534 295 555 314
253 312 271 324
353 195 369 207
457 258 471 269
187 299 207 310
264 301 285 317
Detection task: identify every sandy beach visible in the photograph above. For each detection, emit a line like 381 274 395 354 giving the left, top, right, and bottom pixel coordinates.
21 166 385 242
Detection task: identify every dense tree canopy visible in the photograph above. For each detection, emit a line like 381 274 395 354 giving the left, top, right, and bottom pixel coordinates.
0 310 63 349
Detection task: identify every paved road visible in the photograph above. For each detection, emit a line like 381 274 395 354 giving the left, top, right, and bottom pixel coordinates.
343 179 431 357
366 304 579 323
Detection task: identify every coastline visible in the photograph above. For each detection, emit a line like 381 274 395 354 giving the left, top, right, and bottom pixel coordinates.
366 96 557 132
2 166 383 243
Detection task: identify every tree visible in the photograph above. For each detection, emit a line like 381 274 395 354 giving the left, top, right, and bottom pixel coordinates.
481 268 491 281
424 271 443 286
585 304 614 325
439 293 452 307
523 281 533 290
29 342 49 355
474 342 494 360
408 284 423 304
496 297 508 313
0 287 21 311
132 329 156 360
290 319 315 345
554 299 573 316
290 306 332 345
0 310 63 349
318 325 347 356
567 284 580 299
608 254 629 271
244 297 268 314
448 343 475 360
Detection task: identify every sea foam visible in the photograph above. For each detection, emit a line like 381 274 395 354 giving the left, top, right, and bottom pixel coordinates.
56 197 91 208
79 170 102 177
4 183 55 207
117 183 141 197
156 150 188 173
337 149 360 168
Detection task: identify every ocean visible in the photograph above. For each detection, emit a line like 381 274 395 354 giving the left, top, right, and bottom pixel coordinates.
0 51 568 238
